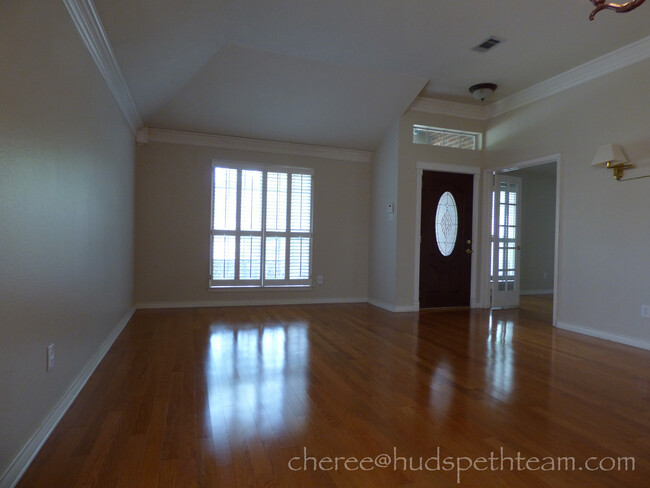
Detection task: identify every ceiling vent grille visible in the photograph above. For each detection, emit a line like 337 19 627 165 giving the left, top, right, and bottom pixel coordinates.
472 37 504 53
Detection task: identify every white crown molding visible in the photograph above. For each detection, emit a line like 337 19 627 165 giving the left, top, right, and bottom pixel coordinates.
63 0 142 133
409 97 487 120
147 128 373 163
135 127 149 144
487 34 650 119
413 35 650 121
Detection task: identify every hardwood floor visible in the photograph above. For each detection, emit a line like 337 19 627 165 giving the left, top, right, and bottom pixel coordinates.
17 302 650 487
518 294 554 322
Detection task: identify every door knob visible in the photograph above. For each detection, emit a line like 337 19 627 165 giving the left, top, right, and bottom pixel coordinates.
466 249 473 254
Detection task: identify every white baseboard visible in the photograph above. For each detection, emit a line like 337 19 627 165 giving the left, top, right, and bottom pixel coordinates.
556 321 650 351
136 297 368 309
369 299 484 313
395 304 419 312
141 298 420 313
367 298 396 312
0 307 135 488
520 289 554 296
366 298 419 313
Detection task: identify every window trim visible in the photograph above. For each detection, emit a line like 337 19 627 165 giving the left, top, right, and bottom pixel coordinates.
209 160 314 290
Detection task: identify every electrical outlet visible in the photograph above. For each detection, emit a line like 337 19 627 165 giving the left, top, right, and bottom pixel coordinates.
46 344 54 371
642 305 650 319
317 275 323 285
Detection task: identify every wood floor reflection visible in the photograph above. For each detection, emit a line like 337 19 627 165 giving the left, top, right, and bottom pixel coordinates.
18 302 650 487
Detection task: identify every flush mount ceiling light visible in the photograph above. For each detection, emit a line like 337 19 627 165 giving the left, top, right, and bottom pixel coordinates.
589 0 646 20
469 83 497 101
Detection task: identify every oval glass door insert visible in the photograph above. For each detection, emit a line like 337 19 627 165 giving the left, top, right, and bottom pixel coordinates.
435 191 458 256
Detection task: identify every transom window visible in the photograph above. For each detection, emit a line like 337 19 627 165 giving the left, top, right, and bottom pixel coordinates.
210 162 313 288
413 124 481 150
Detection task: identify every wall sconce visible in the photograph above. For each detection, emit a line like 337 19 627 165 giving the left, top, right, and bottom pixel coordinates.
591 144 633 180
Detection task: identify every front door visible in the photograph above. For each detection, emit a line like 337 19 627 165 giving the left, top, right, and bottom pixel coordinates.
419 171 473 308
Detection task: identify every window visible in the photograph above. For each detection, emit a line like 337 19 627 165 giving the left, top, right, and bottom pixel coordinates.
210 162 313 288
412 124 481 150
435 191 458 256
494 180 518 292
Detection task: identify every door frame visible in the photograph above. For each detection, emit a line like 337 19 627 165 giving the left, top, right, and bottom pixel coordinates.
414 162 481 309
481 154 562 325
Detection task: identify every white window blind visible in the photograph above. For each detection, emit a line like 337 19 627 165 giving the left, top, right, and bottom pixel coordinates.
210 162 313 288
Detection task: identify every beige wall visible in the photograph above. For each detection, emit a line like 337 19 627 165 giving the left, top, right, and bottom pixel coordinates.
395 110 485 309
0 0 135 481
369 110 485 311
486 58 650 346
135 141 369 306
515 165 557 294
368 121 399 308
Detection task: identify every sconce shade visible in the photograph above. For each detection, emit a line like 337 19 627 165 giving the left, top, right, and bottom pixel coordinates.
591 144 628 166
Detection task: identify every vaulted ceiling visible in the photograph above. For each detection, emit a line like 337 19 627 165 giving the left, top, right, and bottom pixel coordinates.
92 0 650 151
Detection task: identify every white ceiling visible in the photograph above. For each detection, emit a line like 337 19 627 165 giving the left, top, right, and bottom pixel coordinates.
93 0 650 151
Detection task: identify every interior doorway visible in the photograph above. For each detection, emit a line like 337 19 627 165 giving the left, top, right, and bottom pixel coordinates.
487 158 559 323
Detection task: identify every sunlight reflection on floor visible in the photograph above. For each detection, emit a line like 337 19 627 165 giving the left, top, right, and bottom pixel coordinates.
206 322 309 443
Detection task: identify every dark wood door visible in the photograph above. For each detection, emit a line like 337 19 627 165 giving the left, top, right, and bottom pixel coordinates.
419 171 473 308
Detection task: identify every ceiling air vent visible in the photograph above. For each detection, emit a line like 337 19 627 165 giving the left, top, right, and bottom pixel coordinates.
472 36 504 53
